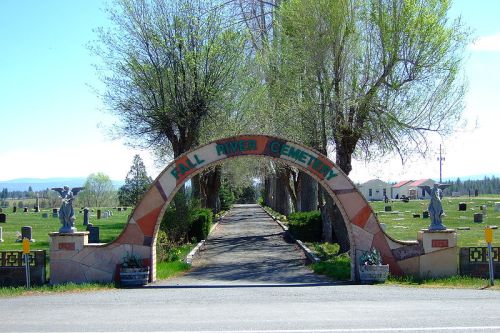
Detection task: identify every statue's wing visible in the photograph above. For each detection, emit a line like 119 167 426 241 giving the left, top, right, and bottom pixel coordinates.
71 187 84 196
438 184 450 191
418 185 432 196
51 187 64 196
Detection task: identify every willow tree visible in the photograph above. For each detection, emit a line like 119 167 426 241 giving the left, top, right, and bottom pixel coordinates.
93 0 244 159
268 0 469 249
279 0 469 174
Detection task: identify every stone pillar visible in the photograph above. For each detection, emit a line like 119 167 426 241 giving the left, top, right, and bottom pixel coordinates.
49 232 89 284
417 229 457 278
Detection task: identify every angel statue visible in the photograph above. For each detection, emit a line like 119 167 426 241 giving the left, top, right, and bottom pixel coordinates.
52 186 84 233
419 183 449 231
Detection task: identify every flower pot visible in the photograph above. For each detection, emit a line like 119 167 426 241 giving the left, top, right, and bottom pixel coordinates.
119 267 150 287
359 264 389 283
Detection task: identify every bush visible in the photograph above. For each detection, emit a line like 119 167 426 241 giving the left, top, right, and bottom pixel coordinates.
189 208 213 242
312 254 351 281
287 211 322 242
312 242 340 261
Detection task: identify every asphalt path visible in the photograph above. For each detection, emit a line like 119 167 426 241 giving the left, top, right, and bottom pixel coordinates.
2 204 500 333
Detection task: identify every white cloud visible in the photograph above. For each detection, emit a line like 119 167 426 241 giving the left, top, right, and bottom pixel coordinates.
469 34 500 51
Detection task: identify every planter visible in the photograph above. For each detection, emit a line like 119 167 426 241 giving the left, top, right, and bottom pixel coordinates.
359 264 389 283
119 267 150 287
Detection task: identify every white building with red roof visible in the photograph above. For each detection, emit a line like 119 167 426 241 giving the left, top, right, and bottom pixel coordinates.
409 179 436 199
391 180 413 199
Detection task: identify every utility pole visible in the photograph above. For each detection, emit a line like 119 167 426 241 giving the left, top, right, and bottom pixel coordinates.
437 144 445 183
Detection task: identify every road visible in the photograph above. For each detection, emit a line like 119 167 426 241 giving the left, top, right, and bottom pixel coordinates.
1 204 500 333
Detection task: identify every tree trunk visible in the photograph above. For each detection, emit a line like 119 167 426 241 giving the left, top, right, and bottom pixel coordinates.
200 166 222 214
298 171 318 212
275 168 291 216
191 174 201 202
323 192 350 254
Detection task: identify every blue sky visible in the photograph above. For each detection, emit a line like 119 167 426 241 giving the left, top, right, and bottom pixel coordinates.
0 0 499 183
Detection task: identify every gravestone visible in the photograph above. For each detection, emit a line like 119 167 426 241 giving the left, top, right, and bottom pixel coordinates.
23 207 28 213
12 206 17 213
88 226 100 243
458 202 467 211
42 213 48 218
480 205 487 216
473 213 483 223
118 207 122 212
53 208 59 214
422 211 429 219
102 211 109 219
21 226 33 241
34 205 39 213
0 213 6 223
0 226 3 242
97 209 101 219
412 214 420 218
384 206 392 212
83 208 89 226
495 202 500 212
108 210 113 217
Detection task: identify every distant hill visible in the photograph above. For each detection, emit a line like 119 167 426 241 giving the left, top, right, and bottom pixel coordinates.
0 177 125 191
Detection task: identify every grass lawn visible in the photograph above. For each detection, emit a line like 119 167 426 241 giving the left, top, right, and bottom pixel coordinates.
370 196 500 247
0 207 129 251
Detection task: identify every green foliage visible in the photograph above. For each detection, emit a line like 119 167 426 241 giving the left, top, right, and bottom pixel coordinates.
189 208 213 243
359 248 382 266
118 154 152 206
312 242 340 261
79 172 116 208
312 254 351 281
287 211 322 242
218 182 235 211
236 185 257 204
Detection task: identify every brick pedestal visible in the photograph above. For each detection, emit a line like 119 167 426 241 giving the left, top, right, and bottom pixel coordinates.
49 232 89 284
417 229 457 278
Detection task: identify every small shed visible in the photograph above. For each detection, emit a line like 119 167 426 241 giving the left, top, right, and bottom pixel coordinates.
358 179 392 201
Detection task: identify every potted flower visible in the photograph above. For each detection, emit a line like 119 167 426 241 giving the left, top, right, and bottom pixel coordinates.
119 252 150 287
358 248 389 283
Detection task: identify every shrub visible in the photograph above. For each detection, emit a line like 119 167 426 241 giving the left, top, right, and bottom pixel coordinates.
312 254 351 281
287 211 322 242
189 208 213 242
313 242 340 261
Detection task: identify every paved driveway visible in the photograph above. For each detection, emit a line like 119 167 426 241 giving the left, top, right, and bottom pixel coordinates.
153 204 329 286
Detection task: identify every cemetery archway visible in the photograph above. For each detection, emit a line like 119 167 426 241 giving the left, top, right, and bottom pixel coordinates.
50 135 423 284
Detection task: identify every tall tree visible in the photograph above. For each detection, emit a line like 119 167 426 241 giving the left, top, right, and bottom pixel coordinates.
80 173 116 208
118 154 153 206
94 0 244 159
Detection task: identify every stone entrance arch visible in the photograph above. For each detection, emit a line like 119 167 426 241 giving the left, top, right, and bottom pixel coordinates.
50 135 423 284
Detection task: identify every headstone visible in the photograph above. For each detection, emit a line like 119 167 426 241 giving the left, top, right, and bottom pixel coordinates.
118 207 122 212
23 207 28 213
13 206 17 213
495 202 500 212
97 209 101 219
34 206 39 213
21 226 32 241
480 205 487 216
422 211 429 219
88 226 100 243
473 213 483 223
412 214 420 218
53 208 58 214
384 206 392 212
83 208 90 226
0 226 3 242
108 210 113 217
458 203 467 211
42 213 48 218
0 213 6 223
474 189 478 197
102 211 109 219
